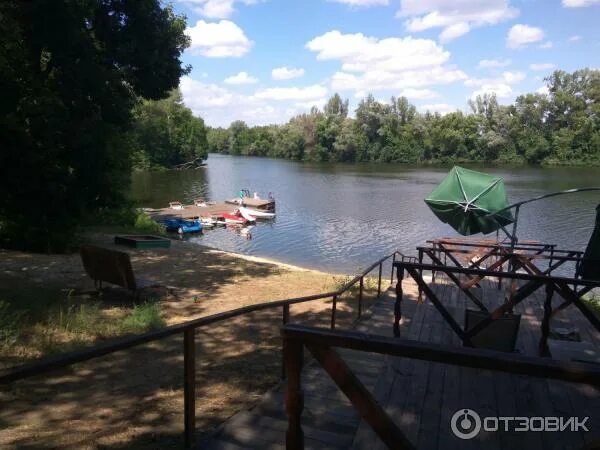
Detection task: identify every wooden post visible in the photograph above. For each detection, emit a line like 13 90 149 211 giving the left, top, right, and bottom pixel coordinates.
284 338 304 450
390 253 396 284
358 277 364 318
539 282 554 357
417 249 423 303
394 266 404 338
282 304 290 378
377 262 382 298
183 329 196 448
330 295 337 330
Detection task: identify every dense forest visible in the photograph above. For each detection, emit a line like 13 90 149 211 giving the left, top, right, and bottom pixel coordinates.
208 69 600 166
0 1 191 251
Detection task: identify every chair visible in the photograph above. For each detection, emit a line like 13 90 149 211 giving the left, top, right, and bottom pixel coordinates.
464 309 521 352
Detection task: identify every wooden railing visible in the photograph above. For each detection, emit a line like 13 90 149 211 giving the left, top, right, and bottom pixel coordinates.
0 250 409 448
282 324 600 450
393 261 600 355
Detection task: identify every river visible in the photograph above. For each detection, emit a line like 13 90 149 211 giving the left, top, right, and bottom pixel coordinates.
130 154 600 273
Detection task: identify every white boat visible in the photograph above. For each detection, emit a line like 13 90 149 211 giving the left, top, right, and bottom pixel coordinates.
238 208 257 222
239 206 276 219
200 217 217 228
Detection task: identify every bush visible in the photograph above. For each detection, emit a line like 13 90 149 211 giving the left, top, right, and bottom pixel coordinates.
134 211 165 234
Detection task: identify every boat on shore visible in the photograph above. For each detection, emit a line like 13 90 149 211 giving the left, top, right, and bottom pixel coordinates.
222 212 248 225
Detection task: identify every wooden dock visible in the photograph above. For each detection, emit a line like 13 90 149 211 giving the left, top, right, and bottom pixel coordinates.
146 198 275 221
199 276 600 449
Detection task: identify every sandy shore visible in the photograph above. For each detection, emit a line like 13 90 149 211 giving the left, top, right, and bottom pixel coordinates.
0 233 381 449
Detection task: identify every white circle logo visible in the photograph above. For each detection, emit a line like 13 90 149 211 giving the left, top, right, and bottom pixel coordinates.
451 409 481 440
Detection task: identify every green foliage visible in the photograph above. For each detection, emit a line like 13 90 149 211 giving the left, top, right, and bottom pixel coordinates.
134 211 166 234
208 71 600 166
131 89 208 169
0 1 190 252
0 300 23 346
120 302 165 332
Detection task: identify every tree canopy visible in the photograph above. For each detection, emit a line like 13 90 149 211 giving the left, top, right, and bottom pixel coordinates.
0 0 190 251
207 69 600 166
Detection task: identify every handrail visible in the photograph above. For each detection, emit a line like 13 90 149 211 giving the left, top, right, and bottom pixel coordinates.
282 325 600 449
0 249 409 447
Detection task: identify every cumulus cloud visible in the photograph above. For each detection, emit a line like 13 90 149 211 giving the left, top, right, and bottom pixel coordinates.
178 0 259 19
224 71 258 84
419 103 457 115
569 35 583 42
466 71 525 99
529 63 556 71
397 0 518 41
185 20 253 57
478 58 511 69
562 0 600 6
254 85 328 101
506 24 545 48
272 67 305 80
180 76 323 126
398 88 438 99
306 30 466 94
539 41 553 49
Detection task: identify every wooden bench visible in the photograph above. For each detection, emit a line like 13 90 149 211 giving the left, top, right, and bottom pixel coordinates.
80 244 154 298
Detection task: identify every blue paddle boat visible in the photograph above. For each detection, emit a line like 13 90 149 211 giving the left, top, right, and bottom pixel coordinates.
163 218 203 234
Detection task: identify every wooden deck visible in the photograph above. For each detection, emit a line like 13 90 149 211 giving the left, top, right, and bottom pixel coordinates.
199 276 600 449
147 199 275 221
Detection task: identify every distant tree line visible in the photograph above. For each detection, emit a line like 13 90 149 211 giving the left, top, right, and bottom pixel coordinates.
208 69 600 165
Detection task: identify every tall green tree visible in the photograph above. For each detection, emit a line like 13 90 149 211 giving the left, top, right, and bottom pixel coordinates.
0 0 189 251
131 89 208 169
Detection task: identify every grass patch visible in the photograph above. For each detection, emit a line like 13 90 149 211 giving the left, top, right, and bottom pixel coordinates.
0 289 167 364
582 294 600 320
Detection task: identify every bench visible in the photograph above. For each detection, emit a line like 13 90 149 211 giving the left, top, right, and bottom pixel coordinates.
80 244 154 298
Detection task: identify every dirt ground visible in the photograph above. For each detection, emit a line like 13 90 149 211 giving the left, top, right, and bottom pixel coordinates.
0 234 382 449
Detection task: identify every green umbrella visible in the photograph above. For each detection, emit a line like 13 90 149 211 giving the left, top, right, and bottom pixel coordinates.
578 204 600 281
425 166 514 236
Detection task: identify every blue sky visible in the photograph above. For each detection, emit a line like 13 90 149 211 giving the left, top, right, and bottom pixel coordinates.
172 0 600 127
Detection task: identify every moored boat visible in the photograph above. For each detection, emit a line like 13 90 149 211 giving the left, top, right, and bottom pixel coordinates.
222 212 248 225
239 206 275 219
163 218 203 234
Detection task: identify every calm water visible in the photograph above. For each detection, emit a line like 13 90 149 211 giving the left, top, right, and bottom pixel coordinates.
130 154 600 273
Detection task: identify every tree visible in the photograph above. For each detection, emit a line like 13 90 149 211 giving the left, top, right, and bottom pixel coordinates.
131 89 208 169
0 0 189 251
207 128 230 154
324 93 349 118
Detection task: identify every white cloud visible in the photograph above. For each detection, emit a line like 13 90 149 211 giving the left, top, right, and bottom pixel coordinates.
539 41 553 49
306 31 467 94
329 0 389 5
529 63 556 71
179 0 259 19
569 35 583 42
180 76 322 126
466 71 525 99
562 0 600 7
399 88 438 99
272 67 305 80
224 71 258 84
419 103 456 115
506 24 544 48
439 22 470 43
478 58 511 69
397 0 518 41
536 85 550 95
254 85 328 101
185 20 253 57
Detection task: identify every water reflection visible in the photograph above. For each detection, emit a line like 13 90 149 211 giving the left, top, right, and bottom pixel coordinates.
129 155 600 273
